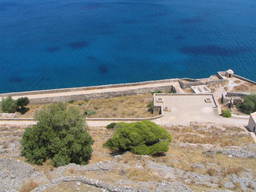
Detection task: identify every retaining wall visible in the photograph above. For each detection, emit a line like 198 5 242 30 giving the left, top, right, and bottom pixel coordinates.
27 85 174 104
0 115 163 122
0 79 178 97
179 79 227 89
226 92 250 97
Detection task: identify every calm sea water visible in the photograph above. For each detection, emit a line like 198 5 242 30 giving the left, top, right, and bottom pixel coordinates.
0 0 256 93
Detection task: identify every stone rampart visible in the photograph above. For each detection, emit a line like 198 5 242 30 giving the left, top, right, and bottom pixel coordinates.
179 79 227 89
27 85 173 104
0 78 178 97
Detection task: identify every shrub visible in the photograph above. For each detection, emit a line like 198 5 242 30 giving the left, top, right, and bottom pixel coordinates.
16 97 30 108
104 121 172 155
1 96 17 113
21 103 93 167
238 95 256 114
151 90 162 95
16 97 30 114
147 101 154 113
84 109 96 116
106 122 117 129
222 109 232 118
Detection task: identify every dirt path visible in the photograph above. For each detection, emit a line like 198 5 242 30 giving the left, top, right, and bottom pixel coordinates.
0 116 248 127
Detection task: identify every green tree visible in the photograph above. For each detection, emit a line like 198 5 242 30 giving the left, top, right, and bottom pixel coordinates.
104 121 172 155
21 103 93 167
16 97 30 114
238 95 256 114
1 96 17 113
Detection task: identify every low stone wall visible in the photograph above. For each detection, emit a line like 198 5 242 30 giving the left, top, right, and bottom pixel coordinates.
226 92 250 97
179 79 227 89
0 115 163 122
31 176 138 192
87 115 163 121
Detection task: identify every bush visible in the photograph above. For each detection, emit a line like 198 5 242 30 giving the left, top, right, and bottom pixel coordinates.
16 97 30 114
147 101 154 113
84 109 96 116
104 121 172 155
106 122 117 129
238 95 256 114
21 103 93 167
16 97 29 107
222 109 232 118
1 96 17 113
151 90 162 95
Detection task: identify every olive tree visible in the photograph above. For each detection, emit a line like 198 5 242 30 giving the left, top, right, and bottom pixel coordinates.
21 103 93 167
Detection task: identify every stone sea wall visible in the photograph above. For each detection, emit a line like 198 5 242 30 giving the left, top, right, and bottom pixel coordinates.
28 85 174 104
0 79 178 104
0 79 178 97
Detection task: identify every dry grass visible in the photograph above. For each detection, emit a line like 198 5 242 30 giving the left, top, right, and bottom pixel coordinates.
19 180 38 192
232 82 256 93
206 168 217 176
44 182 102 192
17 94 153 118
222 167 243 177
173 134 253 146
160 144 256 176
165 125 254 147
126 168 161 182
72 94 153 118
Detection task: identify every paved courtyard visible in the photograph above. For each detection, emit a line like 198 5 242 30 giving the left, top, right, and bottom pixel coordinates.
154 94 224 125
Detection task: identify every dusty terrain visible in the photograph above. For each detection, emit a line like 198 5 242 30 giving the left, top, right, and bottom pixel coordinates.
1 122 256 192
16 93 153 118
16 94 154 118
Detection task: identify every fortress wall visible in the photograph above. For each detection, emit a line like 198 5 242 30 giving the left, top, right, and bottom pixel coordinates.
179 79 227 89
27 85 174 104
0 79 178 97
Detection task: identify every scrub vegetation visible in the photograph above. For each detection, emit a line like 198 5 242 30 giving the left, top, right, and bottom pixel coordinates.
0 96 29 114
104 121 172 155
21 103 93 167
238 94 256 114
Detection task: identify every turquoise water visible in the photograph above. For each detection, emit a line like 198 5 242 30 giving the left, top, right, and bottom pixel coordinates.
0 0 256 93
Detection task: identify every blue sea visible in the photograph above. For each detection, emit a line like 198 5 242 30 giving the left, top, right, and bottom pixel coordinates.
0 0 256 93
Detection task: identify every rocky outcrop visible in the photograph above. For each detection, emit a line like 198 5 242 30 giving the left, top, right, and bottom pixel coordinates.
0 158 48 192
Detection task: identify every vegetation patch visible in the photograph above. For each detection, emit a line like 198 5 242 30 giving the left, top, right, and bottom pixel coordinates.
1 96 30 114
237 94 256 114
21 103 93 167
104 121 172 155
17 94 154 118
221 109 232 118
106 122 117 129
